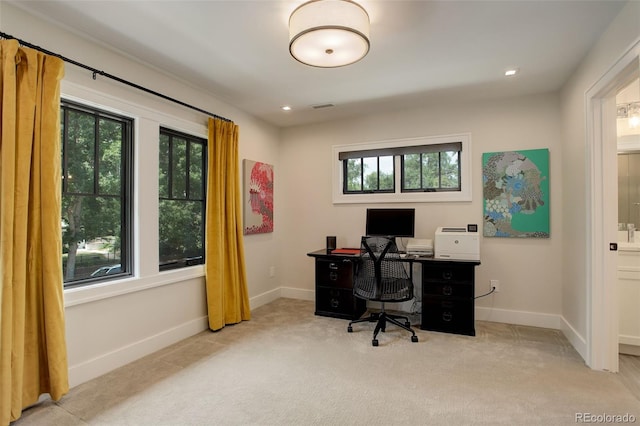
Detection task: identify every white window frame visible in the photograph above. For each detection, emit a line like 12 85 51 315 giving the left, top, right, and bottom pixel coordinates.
61 80 207 307
332 133 472 204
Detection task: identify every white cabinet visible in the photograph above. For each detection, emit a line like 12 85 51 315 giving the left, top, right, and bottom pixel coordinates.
618 244 640 355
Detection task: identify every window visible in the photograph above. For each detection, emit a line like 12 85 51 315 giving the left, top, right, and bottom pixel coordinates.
343 155 394 193
332 134 471 204
158 128 206 270
61 101 133 287
401 144 461 192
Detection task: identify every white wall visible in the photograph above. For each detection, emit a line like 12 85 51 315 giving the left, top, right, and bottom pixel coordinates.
559 0 640 359
1 3 282 387
280 92 564 328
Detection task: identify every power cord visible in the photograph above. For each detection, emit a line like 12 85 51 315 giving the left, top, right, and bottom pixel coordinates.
475 285 496 299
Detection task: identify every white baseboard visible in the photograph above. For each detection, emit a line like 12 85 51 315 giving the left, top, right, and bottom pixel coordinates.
249 287 282 309
68 316 208 387
280 287 314 301
619 343 640 356
475 306 562 329
619 334 640 346
560 316 588 362
249 287 314 309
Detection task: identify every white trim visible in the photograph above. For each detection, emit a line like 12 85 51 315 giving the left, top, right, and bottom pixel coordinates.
61 80 208 138
585 37 640 372
475 306 562 330
249 287 283 309
332 133 472 204
68 315 208 387
619 335 640 346
561 315 588 362
61 79 210 305
281 287 315 301
64 266 205 307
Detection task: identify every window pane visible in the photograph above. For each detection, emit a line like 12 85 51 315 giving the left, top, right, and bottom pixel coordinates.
171 138 187 199
159 200 203 263
378 156 393 190
346 158 362 191
66 110 95 194
98 118 122 195
61 102 132 288
159 129 206 270
403 154 421 189
189 142 204 200
363 157 378 191
441 151 460 188
422 152 439 188
62 195 122 283
159 133 170 198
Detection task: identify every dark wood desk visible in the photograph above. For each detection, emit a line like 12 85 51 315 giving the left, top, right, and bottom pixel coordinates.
307 249 481 336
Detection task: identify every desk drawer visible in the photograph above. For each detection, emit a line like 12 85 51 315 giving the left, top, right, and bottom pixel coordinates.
421 298 475 336
423 265 474 283
316 259 354 289
423 282 473 298
316 286 365 320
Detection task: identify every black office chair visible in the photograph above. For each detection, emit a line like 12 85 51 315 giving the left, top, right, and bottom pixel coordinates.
347 236 419 346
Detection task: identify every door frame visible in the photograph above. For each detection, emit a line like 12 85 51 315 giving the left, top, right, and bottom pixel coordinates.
586 39 640 372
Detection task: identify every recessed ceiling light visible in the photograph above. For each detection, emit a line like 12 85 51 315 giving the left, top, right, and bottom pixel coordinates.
505 68 519 77
281 106 292 111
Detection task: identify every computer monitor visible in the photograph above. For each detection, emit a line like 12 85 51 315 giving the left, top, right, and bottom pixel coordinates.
365 208 415 238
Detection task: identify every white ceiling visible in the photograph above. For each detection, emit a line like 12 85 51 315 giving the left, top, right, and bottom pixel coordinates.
8 0 628 128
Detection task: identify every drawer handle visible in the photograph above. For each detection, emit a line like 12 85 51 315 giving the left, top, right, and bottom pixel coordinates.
442 311 453 322
330 298 340 308
443 285 453 296
329 263 338 270
442 271 453 280
329 272 338 281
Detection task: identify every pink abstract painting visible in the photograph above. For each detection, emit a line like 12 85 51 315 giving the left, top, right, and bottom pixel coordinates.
243 159 274 235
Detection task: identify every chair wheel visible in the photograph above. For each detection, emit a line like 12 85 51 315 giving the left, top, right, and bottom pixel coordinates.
347 326 353 333
411 335 418 343
372 339 379 347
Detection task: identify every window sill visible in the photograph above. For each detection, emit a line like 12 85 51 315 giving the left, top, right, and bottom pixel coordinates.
63 265 205 308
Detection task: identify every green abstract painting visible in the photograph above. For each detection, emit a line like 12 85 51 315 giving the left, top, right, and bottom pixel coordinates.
482 149 550 238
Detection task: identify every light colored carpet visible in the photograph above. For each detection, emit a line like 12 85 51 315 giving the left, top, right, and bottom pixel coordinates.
13 298 640 425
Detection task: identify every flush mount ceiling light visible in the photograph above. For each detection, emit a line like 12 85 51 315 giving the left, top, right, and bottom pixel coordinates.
289 0 370 68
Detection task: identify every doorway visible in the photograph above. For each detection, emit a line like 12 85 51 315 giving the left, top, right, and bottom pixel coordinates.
616 78 640 359
587 41 640 373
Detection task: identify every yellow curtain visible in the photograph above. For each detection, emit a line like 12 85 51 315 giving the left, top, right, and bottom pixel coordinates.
205 117 251 331
0 40 68 423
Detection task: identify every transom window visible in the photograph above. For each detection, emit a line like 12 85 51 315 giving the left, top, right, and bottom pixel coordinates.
401 144 461 192
343 156 394 193
158 128 206 270
61 101 133 287
332 134 472 204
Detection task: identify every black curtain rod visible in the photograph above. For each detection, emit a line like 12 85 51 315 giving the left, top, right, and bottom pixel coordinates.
0 31 232 123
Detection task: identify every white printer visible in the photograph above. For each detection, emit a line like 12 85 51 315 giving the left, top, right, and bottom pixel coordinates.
434 227 480 261
406 238 433 257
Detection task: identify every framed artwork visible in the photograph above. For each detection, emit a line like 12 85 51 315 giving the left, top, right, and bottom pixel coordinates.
482 149 550 238
243 159 274 235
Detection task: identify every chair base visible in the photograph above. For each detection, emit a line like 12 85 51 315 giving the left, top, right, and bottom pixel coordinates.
348 311 419 346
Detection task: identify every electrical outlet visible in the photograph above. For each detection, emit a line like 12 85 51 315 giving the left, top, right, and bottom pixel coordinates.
490 279 500 293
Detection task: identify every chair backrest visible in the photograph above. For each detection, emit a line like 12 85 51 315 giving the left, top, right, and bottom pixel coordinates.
354 236 412 301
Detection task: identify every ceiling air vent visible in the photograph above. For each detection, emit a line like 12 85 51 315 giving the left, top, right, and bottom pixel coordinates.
312 103 335 109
